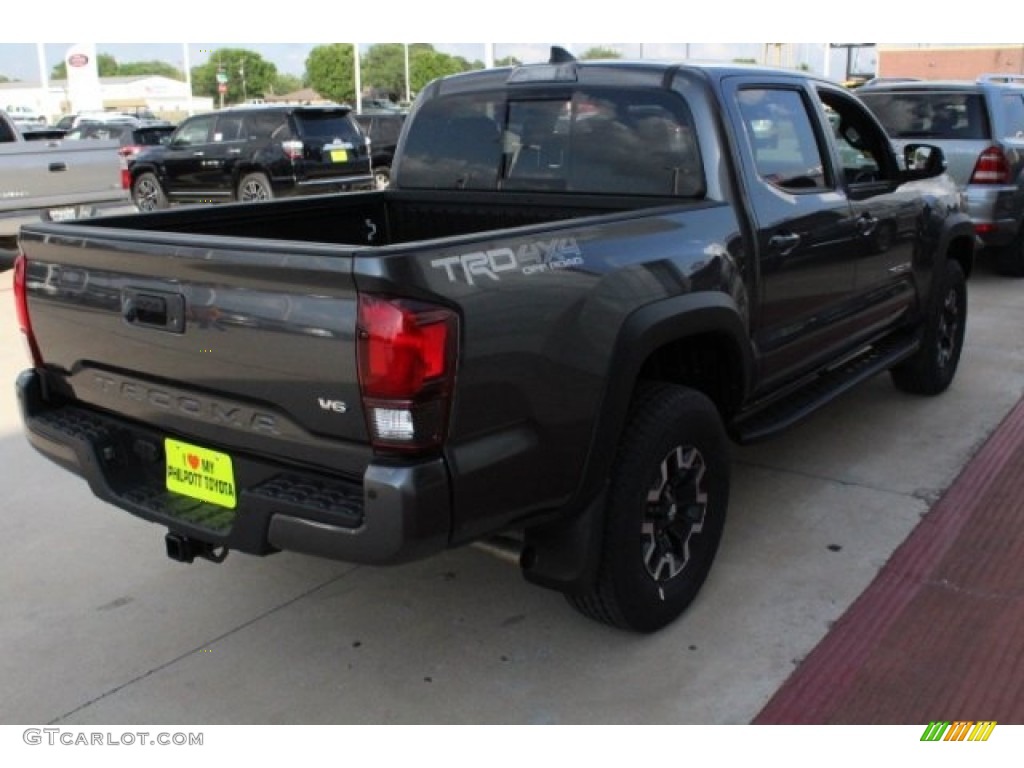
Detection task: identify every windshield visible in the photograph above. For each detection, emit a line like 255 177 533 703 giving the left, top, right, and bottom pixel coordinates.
400 87 704 197
859 91 989 139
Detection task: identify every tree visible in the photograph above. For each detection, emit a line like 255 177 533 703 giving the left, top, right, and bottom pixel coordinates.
191 48 277 104
362 44 414 100
578 47 622 60
117 61 184 79
409 47 476 94
51 52 119 80
495 56 522 67
306 44 356 104
271 73 304 96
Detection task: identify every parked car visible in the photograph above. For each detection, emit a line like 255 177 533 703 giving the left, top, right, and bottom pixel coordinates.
6 104 47 128
55 111 155 131
129 104 373 211
66 120 176 163
354 111 406 189
859 74 1024 274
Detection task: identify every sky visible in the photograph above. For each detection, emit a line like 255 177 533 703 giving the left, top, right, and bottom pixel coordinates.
0 1 1014 85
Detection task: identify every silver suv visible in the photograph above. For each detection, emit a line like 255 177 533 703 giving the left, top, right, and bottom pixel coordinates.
859 75 1024 274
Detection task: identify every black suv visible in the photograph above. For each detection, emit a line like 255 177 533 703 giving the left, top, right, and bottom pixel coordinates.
859 75 1024 274
354 111 405 189
130 105 372 211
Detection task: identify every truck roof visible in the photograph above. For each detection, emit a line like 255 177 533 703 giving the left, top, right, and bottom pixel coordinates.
422 51 827 98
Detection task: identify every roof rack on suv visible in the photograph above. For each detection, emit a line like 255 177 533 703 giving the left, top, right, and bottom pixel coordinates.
977 74 1024 85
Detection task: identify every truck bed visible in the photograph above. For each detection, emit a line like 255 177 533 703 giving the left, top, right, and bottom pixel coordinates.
75 188 682 247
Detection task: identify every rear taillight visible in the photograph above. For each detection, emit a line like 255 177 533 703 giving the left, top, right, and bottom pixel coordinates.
970 146 1010 184
13 252 42 366
281 139 304 160
117 149 132 190
357 294 458 453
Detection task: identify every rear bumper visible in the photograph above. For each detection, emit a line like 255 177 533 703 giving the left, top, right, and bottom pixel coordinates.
17 369 452 565
291 175 376 195
964 184 1023 248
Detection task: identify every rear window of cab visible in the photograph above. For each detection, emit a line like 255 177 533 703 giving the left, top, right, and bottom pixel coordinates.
400 88 705 197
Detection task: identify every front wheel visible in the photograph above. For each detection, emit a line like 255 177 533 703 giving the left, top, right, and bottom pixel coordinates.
567 383 731 633
237 172 273 203
890 259 966 395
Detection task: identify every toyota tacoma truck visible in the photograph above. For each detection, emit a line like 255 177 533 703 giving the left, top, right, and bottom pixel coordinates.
0 108 130 267
15 52 974 632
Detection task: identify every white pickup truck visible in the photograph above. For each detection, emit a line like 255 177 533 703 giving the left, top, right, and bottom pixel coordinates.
0 108 131 265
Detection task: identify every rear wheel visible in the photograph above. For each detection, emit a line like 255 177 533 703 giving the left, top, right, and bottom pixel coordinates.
567 383 731 633
237 172 273 203
131 172 168 212
890 259 966 395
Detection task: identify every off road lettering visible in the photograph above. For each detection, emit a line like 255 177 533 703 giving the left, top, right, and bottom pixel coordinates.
432 238 583 284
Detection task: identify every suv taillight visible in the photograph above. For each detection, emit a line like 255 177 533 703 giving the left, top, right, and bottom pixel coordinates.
970 146 1010 184
14 252 42 366
357 294 458 453
281 139 304 160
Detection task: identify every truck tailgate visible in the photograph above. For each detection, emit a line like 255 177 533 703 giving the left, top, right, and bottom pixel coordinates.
0 139 126 213
19 226 372 479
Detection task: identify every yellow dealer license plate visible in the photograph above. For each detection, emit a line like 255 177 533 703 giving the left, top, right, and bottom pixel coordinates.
330 148 348 162
165 438 237 509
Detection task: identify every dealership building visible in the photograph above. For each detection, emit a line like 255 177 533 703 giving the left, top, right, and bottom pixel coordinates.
0 75 213 122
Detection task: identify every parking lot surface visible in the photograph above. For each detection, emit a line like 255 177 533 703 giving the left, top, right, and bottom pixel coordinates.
3 257 1024 724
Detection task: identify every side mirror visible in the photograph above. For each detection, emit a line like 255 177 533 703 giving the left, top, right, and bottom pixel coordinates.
901 144 947 181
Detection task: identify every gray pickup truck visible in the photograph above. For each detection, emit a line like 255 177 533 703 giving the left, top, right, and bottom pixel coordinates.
15 52 974 632
0 108 130 263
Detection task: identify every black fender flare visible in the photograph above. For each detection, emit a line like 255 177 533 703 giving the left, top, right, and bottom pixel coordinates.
522 291 752 592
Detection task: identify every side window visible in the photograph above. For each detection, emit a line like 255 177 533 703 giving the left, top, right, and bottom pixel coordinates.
737 88 828 191
175 115 214 146
214 115 245 142
818 87 897 186
1001 93 1024 137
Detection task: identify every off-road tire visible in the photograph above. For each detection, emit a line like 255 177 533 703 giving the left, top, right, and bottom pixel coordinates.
890 259 966 395
567 382 731 633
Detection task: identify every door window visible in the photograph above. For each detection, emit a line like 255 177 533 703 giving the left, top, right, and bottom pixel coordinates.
736 88 829 191
175 115 215 146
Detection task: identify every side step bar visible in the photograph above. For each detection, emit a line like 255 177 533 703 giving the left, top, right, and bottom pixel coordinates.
733 334 919 444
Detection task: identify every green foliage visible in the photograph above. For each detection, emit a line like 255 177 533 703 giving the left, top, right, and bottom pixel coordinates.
363 44 409 99
358 44 478 100
305 44 355 103
733 58 757 64
190 48 278 104
271 73 304 96
409 47 476 94
578 47 622 60
495 56 522 67
117 61 184 79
